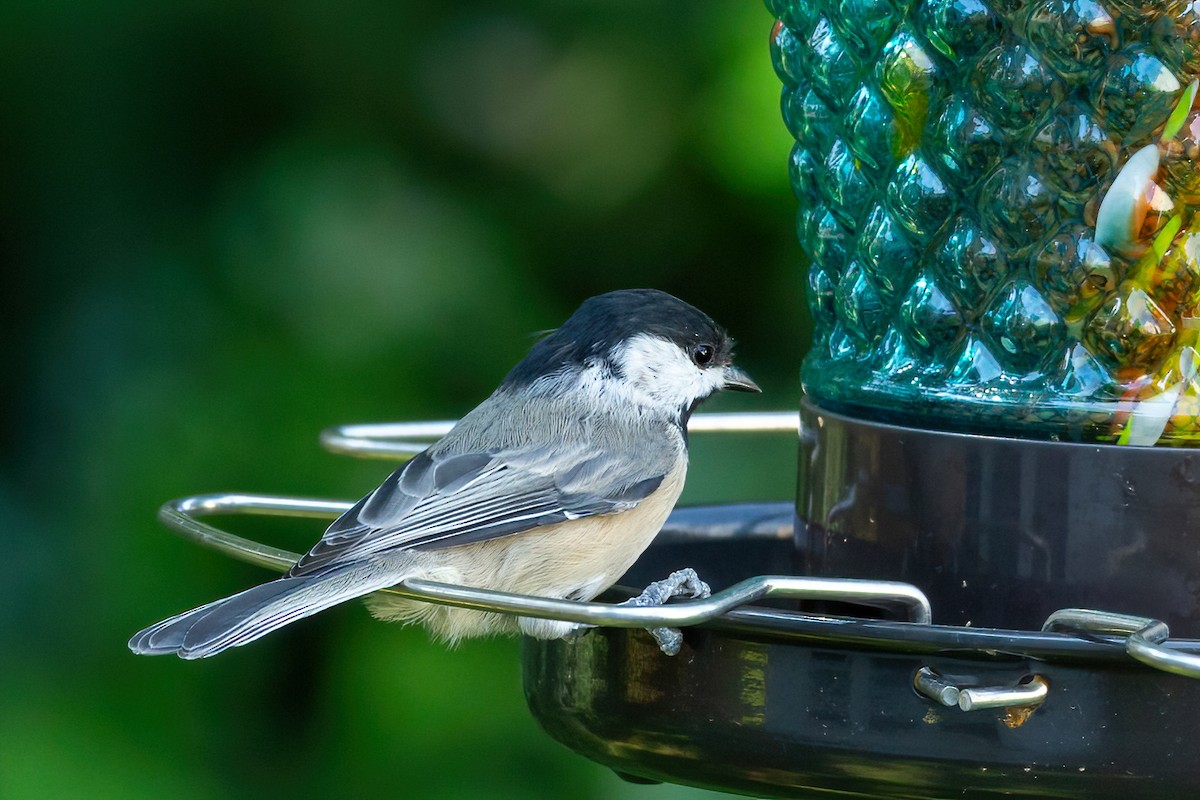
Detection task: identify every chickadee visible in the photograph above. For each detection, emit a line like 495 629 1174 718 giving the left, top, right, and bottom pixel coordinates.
130 288 758 659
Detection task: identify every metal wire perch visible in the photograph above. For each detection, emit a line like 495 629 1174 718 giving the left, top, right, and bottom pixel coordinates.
318 411 805 458
157 411 934 640
153 410 1200 677
158 490 932 629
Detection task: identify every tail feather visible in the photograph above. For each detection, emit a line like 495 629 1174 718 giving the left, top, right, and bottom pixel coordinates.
128 565 401 659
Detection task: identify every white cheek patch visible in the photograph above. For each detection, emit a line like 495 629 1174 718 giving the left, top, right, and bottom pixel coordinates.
611 333 726 410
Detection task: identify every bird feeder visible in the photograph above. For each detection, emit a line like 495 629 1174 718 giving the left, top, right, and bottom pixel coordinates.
150 0 1200 795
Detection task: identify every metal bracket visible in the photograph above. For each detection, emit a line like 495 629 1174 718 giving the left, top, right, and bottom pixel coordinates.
1043 608 1200 680
914 667 1049 711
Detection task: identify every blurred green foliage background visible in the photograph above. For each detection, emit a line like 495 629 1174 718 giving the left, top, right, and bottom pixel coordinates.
1 1 808 797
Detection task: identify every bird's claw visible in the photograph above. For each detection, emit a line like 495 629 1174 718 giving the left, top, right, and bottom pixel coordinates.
623 568 712 607
619 568 711 656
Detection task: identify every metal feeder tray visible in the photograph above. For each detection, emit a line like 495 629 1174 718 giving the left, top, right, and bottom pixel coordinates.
155 413 1200 800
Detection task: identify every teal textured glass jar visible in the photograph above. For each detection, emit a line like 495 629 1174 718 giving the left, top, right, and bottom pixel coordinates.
769 0 1200 444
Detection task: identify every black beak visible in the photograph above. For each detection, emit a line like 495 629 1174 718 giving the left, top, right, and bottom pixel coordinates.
722 365 761 393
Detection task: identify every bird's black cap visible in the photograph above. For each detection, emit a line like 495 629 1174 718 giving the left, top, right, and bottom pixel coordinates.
502 289 733 388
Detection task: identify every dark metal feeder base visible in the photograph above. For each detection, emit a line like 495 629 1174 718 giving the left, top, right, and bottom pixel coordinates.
799 399 1200 636
525 631 1198 799
521 505 1200 799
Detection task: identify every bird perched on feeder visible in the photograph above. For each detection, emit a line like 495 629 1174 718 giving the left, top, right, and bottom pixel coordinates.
129 289 758 659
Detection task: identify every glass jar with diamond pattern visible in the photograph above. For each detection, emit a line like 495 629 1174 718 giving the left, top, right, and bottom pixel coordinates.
769 0 1200 444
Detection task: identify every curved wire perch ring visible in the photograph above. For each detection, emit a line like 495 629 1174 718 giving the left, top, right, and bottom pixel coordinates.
158 411 934 630
319 411 804 459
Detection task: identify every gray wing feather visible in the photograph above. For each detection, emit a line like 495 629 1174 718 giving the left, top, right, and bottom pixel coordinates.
289 405 677 578
129 562 404 658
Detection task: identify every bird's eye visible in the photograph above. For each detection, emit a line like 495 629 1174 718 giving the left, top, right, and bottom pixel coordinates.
692 344 715 366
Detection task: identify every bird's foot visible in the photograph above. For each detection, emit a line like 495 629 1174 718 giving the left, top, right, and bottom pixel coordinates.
619 568 711 656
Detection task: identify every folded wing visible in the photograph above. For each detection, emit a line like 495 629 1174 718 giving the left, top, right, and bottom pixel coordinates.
288 440 671 578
